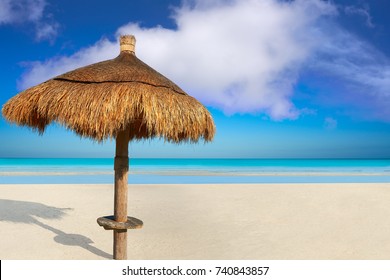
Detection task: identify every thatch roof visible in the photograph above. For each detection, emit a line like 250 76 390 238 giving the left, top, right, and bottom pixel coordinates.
2 35 215 142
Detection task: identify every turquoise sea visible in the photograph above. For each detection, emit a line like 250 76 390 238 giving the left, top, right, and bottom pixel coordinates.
0 158 390 184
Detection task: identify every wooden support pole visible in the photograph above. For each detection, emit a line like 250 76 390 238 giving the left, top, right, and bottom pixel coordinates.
113 129 130 260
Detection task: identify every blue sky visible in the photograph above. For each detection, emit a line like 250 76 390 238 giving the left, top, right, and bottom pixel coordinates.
0 0 390 158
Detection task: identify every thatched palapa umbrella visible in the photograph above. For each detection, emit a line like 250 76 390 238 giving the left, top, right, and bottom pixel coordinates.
2 35 215 260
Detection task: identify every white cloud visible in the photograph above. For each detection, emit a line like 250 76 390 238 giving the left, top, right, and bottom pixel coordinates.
35 21 59 43
310 25 390 104
324 117 337 130
17 0 390 121
344 5 374 28
19 38 117 88
0 0 58 42
115 0 338 119
0 0 45 24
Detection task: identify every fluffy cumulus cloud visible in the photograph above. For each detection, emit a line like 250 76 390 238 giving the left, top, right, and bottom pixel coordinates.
0 0 58 41
116 0 338 119
18 0 390 121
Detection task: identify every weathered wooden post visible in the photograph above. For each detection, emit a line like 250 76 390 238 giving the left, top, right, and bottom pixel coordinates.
97 130 143 260
113 129 130 259
96 37 143 260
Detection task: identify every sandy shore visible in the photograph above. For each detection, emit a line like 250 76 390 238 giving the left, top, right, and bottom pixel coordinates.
1 183 390 260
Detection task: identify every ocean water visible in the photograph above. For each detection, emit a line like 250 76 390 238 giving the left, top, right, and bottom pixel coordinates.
0 158 389 184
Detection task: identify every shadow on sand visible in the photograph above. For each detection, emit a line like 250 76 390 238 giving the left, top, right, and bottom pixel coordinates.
0 199 111 259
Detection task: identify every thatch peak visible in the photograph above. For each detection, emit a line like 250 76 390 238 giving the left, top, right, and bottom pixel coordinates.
120 35 136 54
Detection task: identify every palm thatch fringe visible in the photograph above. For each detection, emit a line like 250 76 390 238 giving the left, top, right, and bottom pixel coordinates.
2 80 214 142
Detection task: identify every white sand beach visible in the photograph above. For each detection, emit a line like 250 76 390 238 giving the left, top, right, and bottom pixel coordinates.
1 183 390 260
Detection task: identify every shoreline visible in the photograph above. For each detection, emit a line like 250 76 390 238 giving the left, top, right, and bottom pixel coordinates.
1 171 390 176
1 183 390 259
1 171 390 185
